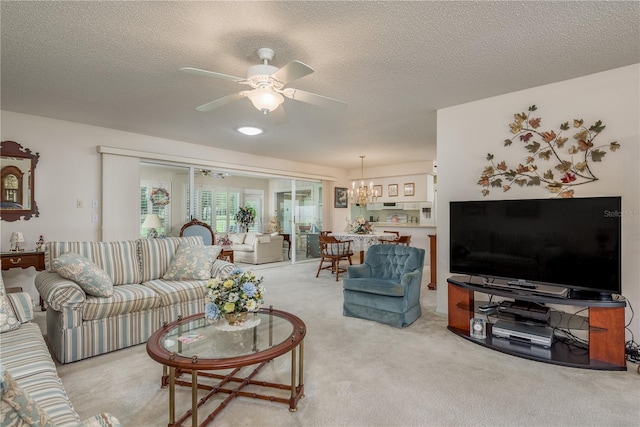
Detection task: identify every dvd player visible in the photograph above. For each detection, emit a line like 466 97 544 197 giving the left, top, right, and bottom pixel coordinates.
491 320 554 348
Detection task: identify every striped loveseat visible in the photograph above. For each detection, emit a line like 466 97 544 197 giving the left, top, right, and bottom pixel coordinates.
1 276 120 426
35 237 235 364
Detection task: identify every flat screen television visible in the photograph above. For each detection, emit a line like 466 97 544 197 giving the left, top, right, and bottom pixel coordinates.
449 197 622 298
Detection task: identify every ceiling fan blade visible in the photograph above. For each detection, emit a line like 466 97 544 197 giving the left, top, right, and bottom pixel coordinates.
270 61 314 85
179 67 245 83
283 88 347 110
195 93 244 111
270 104 288 125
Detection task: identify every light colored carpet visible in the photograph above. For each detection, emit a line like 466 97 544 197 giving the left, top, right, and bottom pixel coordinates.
34 261 639 427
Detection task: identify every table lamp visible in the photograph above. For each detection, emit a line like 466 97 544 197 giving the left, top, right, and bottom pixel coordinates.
10 232 25 251
142 214 162 238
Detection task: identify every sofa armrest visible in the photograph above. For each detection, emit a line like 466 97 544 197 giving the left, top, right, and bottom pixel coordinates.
35 271 86 312
401 269 422 287
401 268 424 301
211 259 236 278
6 292 34 323
347 264 372 278
253 235 283 255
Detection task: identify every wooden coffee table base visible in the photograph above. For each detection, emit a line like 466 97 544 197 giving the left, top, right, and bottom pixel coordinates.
160 344 304 427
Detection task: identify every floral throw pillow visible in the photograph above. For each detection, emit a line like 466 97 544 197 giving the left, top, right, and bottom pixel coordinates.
0 276 21 333
52 253 114 297
163 244 222 281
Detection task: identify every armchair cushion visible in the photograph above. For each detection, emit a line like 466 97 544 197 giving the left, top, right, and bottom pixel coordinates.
52 253 114 297
163 244 222 280
343 278 405 297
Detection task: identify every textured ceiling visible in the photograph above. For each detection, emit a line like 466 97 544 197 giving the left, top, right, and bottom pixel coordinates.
1 1 638 170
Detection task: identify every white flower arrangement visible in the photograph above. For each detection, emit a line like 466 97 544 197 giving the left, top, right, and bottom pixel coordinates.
349 216 372 234
204 269 265 320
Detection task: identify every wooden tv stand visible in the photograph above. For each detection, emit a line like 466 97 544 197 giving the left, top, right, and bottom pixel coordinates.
447 276 627 371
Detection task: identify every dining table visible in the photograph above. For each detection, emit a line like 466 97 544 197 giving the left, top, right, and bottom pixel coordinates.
329 232 397 264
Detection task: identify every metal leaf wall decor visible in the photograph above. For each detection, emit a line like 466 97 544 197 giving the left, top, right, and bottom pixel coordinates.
478 105 620 198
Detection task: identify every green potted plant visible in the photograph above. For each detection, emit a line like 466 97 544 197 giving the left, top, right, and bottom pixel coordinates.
235 206 256 233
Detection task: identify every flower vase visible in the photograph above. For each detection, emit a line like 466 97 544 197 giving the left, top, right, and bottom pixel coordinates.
224 312 248 325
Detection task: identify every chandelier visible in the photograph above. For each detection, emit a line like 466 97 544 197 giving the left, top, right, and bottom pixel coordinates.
349 155 378 206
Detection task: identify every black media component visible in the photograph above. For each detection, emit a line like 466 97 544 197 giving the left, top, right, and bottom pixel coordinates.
498 300 550 323
449 197 622 298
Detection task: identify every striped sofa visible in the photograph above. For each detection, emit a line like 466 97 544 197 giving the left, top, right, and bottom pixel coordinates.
35 237 235 364
1 277 120 426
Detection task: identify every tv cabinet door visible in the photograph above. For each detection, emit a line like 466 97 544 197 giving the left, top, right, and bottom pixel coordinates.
448 283 474 334
589 307 625 367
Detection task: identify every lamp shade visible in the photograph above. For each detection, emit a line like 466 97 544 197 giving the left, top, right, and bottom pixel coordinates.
10 232 25 243
245 87 284 113
142 214 162 229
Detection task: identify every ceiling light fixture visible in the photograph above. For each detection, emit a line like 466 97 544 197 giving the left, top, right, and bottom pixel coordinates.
236 126 264 136
349 155 379 206
200 170 230 179
242 86 284 114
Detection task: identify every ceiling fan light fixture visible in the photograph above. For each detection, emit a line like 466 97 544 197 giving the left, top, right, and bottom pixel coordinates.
245 87 284 114
237 126 264 136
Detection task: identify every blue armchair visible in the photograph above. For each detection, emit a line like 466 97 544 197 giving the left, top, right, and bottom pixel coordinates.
343 244 425 328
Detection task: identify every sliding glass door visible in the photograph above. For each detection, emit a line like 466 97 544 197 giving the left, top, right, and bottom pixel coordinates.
141 161 319 264
274 179 322 263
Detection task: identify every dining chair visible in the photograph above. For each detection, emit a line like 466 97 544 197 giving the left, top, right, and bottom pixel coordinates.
320 231 332 236
179 217 215 245
316 235 353 281
395 235 411 246
381 230 400 244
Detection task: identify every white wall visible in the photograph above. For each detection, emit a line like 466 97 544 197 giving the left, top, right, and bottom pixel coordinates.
436 64 640 338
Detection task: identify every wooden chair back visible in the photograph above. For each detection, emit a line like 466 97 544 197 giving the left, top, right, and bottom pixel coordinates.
395 235 411 246
180 218 215 245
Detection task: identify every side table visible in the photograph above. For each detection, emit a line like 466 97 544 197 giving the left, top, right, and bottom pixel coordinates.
1 251 46 310
280 233 291 259
217 246 234 263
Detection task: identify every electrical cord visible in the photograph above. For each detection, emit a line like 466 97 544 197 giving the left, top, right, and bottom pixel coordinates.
619 296 640 372
550 307 589 352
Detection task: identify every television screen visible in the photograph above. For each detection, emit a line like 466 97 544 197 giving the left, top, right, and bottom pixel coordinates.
449 197 621 295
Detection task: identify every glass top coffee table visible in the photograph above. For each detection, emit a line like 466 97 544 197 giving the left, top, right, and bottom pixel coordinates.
146 307 306 427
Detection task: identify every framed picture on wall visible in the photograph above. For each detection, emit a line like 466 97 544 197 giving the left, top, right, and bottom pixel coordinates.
335 187 348 208
388 184 398 197
373 185 383 198
404 183 415 197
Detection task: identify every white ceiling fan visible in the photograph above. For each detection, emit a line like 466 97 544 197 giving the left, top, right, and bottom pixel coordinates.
200 170 229 179
180 48 347 117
